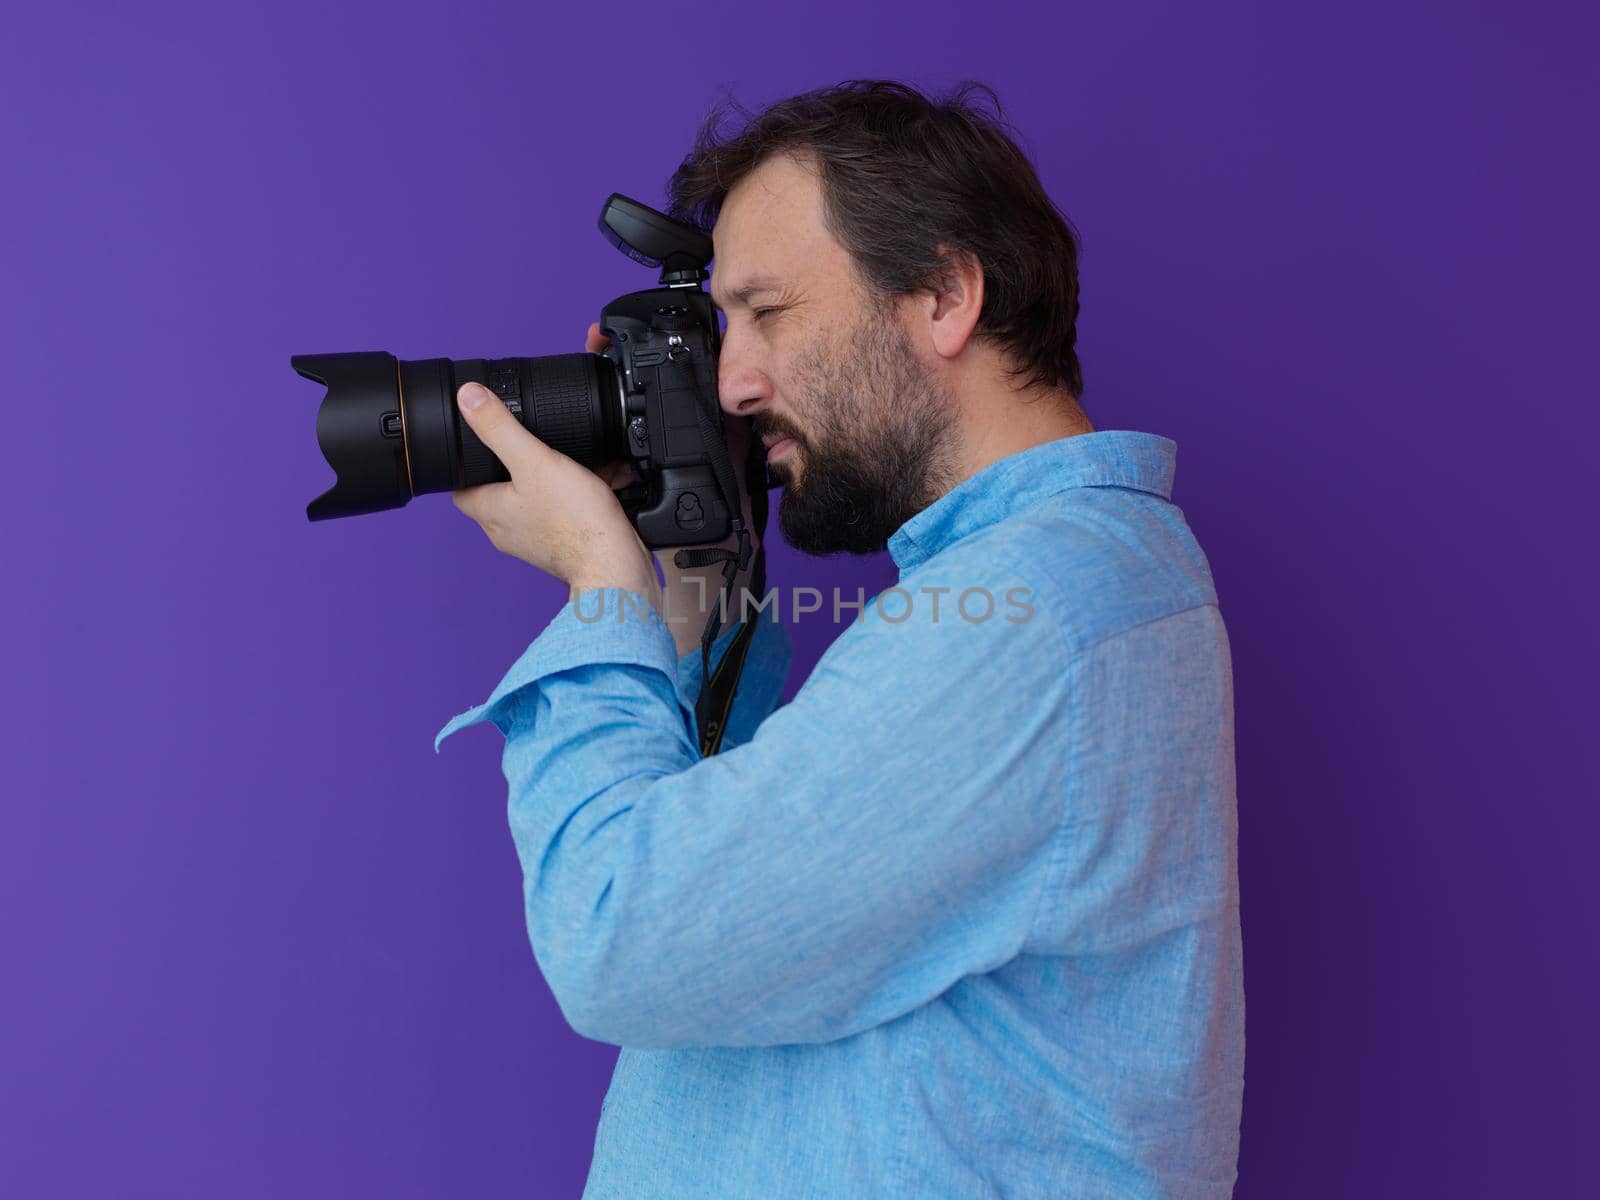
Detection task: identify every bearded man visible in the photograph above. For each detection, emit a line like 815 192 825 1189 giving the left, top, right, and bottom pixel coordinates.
439 79 1244 1200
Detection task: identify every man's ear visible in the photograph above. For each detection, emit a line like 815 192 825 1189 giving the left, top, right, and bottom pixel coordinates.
920 245 985 362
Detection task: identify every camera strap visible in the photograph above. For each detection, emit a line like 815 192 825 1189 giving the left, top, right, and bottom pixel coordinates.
673 431 771 757
697 451 768 755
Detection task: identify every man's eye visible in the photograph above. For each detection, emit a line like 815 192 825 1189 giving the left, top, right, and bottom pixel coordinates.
753 307 780 322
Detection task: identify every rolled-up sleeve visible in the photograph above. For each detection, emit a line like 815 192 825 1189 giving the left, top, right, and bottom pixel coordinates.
434 579 1072 1050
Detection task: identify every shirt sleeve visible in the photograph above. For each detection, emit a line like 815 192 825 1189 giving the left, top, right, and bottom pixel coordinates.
433 581 1072 1050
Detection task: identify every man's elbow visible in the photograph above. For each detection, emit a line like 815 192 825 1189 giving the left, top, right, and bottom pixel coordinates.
537 923 676 1046
527 891 778 1048
550 970 683 1047
543 945 761 1049
551 966 827 1050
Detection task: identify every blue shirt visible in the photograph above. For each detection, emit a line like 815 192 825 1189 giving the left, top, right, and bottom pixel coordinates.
435 430 1244 1199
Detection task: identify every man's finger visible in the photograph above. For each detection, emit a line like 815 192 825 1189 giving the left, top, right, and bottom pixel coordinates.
456 382 546 475
452 471 520 516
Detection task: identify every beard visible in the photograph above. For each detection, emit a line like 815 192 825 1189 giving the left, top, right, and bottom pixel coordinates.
757 303 959 556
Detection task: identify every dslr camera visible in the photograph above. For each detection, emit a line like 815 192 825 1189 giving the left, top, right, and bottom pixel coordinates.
292 194 747 549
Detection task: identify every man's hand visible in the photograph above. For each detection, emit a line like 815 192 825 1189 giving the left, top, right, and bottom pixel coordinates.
450 380 662 613
584 323 764 657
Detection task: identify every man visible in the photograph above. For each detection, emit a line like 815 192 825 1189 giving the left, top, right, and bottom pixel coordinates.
437 80 1244 1199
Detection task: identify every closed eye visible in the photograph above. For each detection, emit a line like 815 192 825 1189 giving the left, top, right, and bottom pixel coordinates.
752 307 782 322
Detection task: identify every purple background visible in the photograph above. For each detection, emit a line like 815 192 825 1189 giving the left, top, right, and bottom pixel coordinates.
4 1 1595 1195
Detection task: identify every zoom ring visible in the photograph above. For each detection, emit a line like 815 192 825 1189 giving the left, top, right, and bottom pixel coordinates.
458 417 503 485
524 356 605 467
454 355 608 486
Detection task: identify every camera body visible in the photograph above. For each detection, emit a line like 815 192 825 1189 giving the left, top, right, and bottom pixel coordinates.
596 279 730 547
293 194 740 549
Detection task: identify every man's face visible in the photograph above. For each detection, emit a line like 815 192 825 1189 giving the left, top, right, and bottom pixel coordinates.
709 153 958 555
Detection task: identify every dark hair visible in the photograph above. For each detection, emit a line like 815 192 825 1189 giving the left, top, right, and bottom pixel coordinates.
667 79 1083 396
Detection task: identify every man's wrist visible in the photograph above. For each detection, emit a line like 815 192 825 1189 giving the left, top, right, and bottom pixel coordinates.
567 572 663 618
656 548 762 657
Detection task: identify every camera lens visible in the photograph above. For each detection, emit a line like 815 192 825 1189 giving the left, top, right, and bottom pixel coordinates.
292 352 624 520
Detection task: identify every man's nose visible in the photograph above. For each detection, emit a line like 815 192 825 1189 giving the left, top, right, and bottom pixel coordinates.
717 341 772 418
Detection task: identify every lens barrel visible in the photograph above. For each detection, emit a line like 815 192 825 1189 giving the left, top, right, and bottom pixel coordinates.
293 352 623 520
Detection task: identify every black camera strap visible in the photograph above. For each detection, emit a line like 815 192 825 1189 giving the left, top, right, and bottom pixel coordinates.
672 425 770 757
697 447 769 755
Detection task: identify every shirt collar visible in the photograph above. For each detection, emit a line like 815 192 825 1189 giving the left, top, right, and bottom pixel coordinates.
886 430 1178 572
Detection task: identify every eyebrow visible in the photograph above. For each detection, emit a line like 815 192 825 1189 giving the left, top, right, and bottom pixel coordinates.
708 274 785 312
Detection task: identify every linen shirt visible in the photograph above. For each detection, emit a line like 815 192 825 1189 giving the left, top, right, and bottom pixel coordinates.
435 429 1245 1199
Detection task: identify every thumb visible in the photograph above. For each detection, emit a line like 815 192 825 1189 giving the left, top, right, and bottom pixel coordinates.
456 382 545 476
